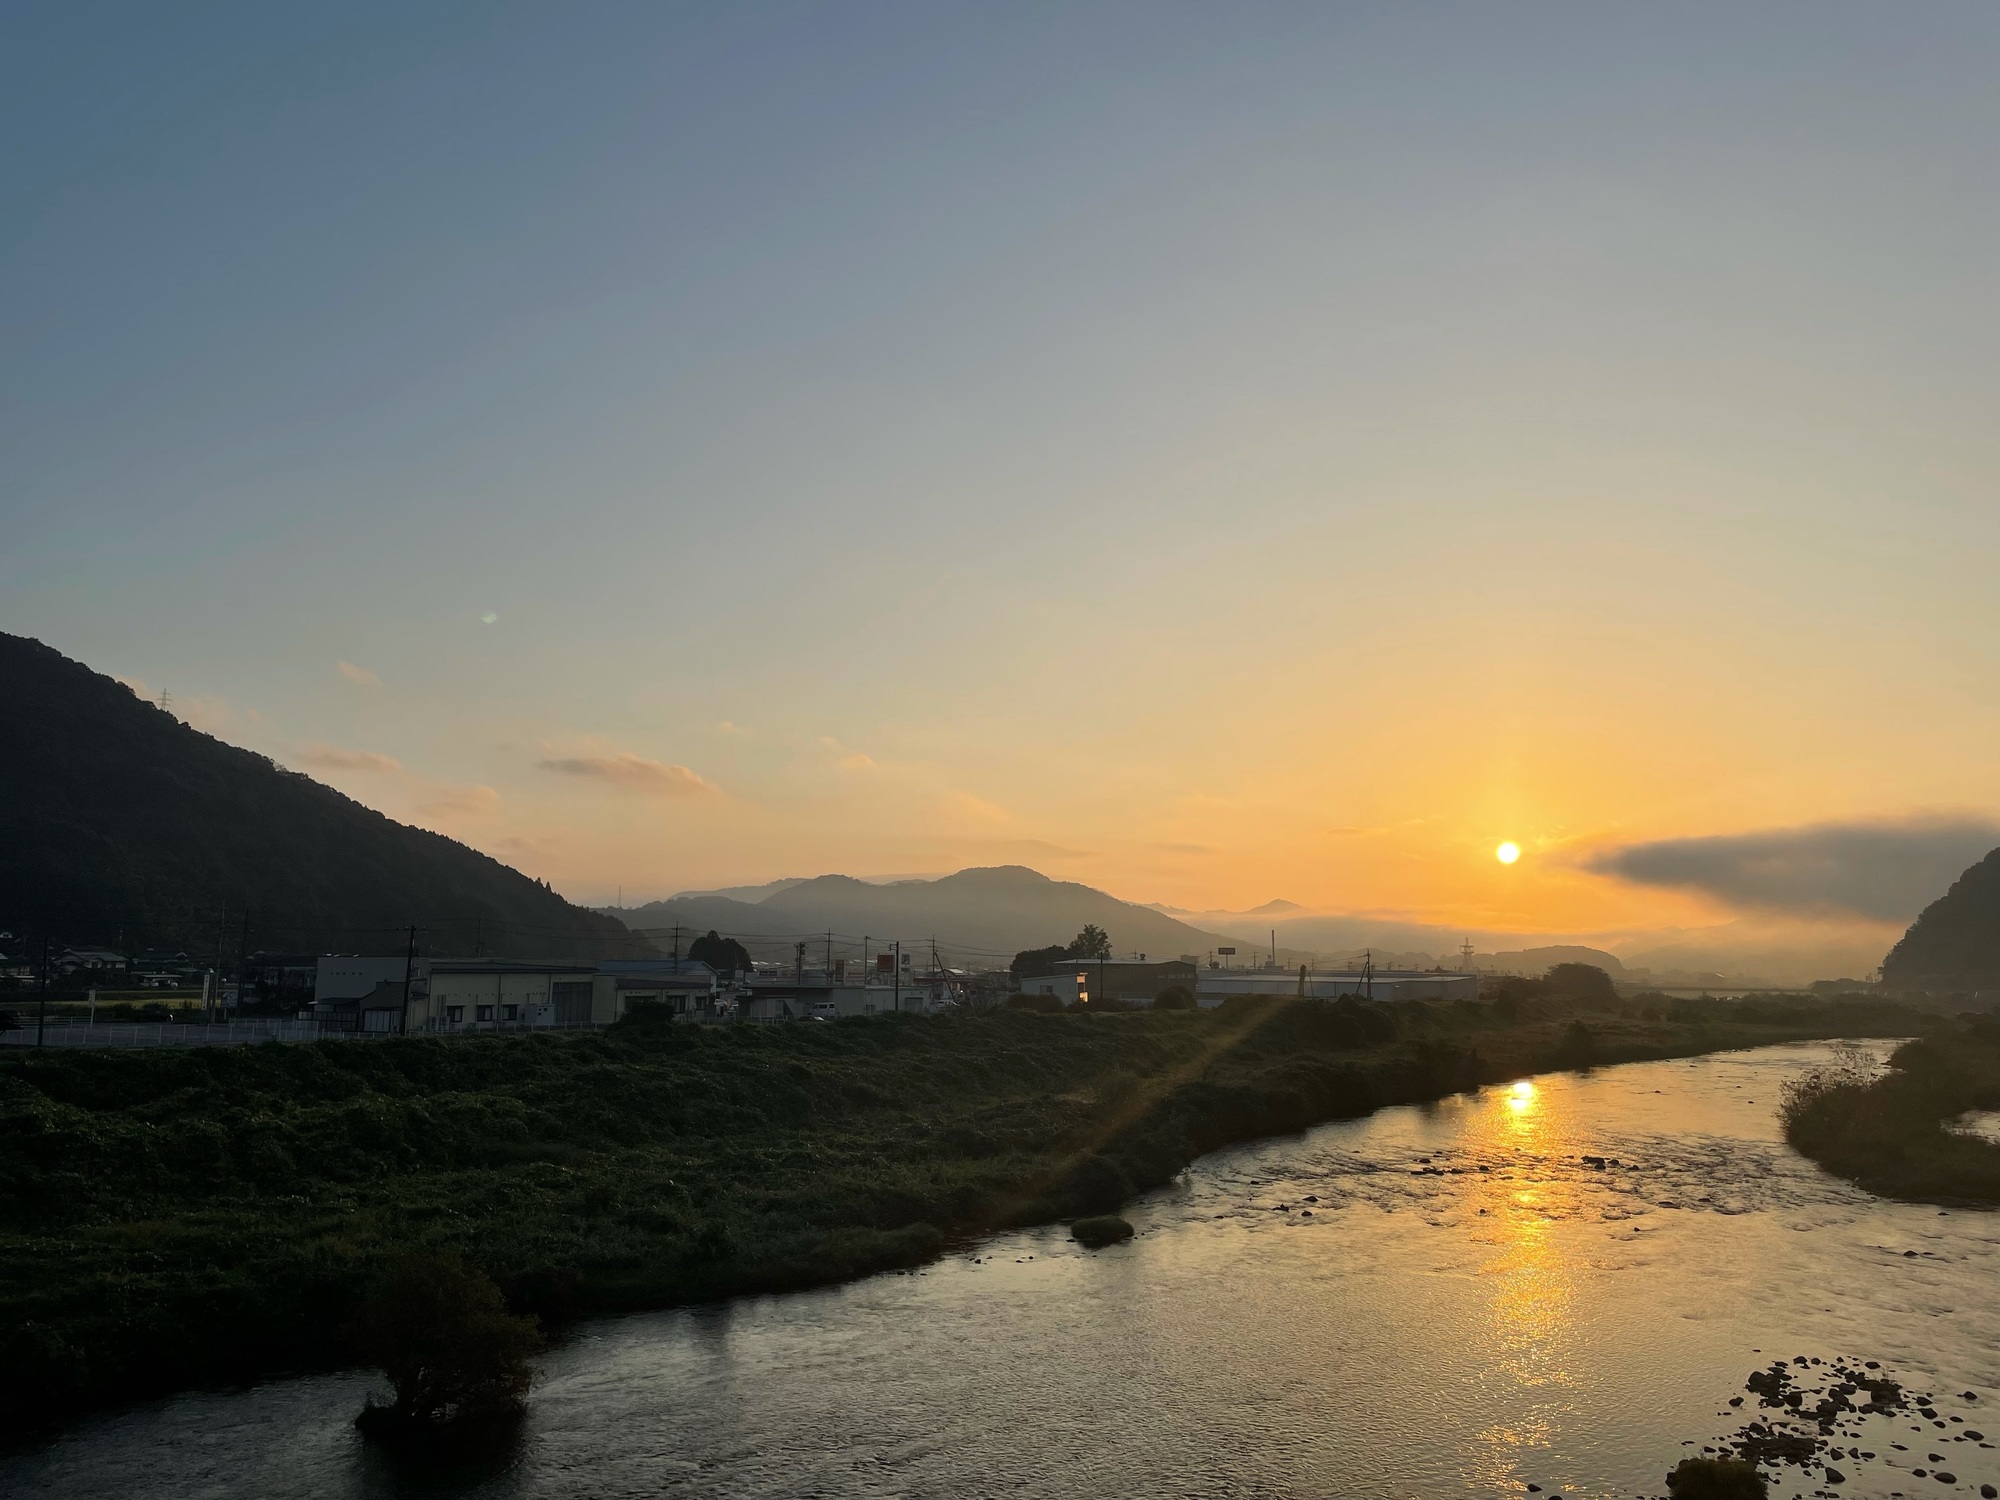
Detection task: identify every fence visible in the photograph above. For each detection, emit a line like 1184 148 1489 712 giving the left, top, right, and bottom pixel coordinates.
0 1018 366 1049
0 1014 635 1050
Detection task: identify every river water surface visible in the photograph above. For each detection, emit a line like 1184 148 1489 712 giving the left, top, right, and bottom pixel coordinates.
8 1040 1999 1500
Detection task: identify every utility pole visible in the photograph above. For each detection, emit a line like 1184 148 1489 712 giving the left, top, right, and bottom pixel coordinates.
401 925 418 1035
36 934 49 1049
893 941 901 1013
236 909 250 1016
672 923 682 962
825 931 832 976
207 907 226 1025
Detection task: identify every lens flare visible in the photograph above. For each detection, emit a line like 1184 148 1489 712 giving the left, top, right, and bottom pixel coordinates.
1496 841 1521 865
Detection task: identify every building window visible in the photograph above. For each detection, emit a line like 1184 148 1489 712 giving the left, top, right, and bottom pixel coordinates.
502 1004 519 1021
446 1006 464 1024
477 1004 495 1022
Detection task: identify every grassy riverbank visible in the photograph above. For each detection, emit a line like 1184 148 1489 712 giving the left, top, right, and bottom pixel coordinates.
1783 1017 2000 1203
1 992 1920 1435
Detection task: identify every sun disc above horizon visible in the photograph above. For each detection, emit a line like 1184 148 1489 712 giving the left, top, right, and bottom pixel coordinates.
1496 842 1521 865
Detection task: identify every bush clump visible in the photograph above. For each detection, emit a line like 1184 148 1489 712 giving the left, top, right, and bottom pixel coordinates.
1004 992 1065 1014
351 1255 543 1434
1070 1214 1134 1248
1153 986 1197 1011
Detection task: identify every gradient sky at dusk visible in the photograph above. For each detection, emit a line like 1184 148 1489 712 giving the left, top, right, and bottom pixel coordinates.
6 3 1999 937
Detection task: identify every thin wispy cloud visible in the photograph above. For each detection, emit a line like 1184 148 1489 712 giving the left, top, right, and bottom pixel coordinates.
296 743 402 774
1586 815 2000 922
336 661 381 688
419 784 500 818
539 752 713 797
943 791 1011 825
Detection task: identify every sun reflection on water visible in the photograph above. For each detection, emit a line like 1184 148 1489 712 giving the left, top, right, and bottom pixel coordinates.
1464 1075 1585 1494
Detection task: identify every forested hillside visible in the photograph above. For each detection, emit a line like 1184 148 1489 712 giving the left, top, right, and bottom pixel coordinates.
0 634 648 959
1882 845 2000 991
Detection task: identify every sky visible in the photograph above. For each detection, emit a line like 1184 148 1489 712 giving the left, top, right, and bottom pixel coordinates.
6 3 2000 947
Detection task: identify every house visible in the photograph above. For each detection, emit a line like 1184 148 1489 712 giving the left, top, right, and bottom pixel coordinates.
1069 958 1198 1004
413 959 611 1031
1017 970 1088 1006
598 958 722 1021
57 948 127 976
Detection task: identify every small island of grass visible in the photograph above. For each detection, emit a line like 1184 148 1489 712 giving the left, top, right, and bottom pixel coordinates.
1782 1021 2000 1204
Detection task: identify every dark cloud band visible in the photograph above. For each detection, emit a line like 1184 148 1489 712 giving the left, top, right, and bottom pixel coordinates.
1587 816 2000 922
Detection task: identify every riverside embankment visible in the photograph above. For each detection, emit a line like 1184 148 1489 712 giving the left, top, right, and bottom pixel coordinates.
0 993 1921 1438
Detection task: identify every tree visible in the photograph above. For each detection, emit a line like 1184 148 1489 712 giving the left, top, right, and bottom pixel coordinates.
1153 985 1196 1011
1543 962 1616 1003
1067 924 1112 961
688 930 753 976
351 1255 543 1431
1010 945 1071 980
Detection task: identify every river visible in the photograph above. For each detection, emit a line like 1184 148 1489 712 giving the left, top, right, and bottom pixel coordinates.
7 1040 1997 1499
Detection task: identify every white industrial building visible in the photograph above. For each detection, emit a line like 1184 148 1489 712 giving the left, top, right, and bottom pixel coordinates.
1195 968 1479 1008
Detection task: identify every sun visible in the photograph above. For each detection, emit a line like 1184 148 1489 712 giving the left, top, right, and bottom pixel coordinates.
1495 841 1521 865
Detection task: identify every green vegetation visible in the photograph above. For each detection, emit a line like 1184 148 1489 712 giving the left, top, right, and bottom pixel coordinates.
1010 925 1115 978
1782 1021 2000 1202
686 931 753 976
351 1255 542 1435
0 991 1921 1436
1153 986 1197 1011
1070 1214 1134 1247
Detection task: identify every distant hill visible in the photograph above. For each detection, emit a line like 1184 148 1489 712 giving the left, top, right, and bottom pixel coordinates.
1881 846 2000 991
0 634 649 959
615 865 1243 966
1478 945 1627 978
667 877 811 903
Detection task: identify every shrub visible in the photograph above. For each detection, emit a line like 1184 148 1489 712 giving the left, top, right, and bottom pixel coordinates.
1070 1215 1134 1248
1777 1041 1876 1132
1557 1020 1597 1069
1004 993 1064 1014
1666 1456 1767 1498
1153 986 1196 1011
350 1255 543 1431
1544 963 1617 1003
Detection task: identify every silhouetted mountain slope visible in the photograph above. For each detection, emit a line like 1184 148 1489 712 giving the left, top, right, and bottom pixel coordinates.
617 865 1239 964
1881 845 2000 991
0 634 648 958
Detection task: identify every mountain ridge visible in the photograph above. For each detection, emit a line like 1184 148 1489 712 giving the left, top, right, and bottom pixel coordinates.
614 865 1251 965
1881 845 2000 990
0 633 648 959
